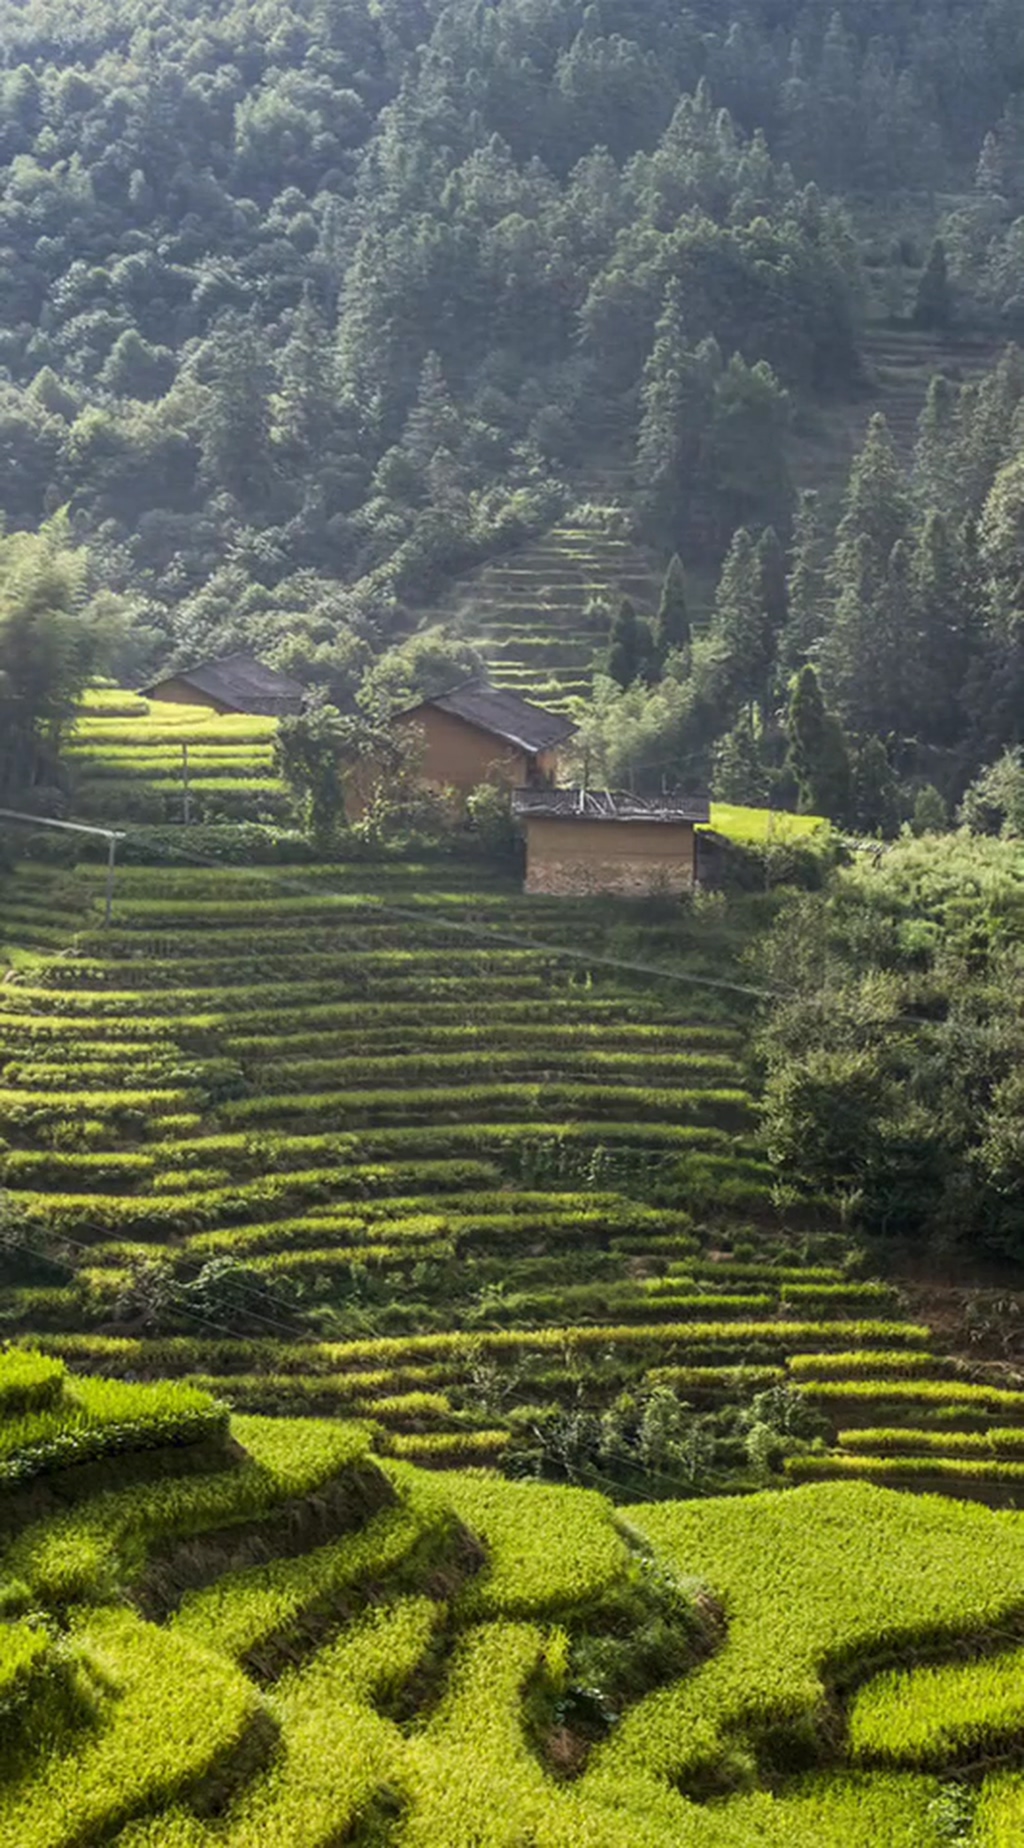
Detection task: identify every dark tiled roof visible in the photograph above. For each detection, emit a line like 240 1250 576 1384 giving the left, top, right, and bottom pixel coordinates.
406 680 576 753
512 788 711 825
142 652 305 716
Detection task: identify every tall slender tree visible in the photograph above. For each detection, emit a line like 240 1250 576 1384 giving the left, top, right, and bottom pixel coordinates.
654 554 690 658
779 490 828 681
785 665 851 822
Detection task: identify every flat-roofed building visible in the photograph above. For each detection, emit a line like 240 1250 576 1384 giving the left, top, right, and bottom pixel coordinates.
512 788 711 897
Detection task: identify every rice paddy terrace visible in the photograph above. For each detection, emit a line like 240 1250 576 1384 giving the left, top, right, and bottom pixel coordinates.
0 772 1022 1503
62 689 292 828
428 512 659 713
8 707 1024 1840
5 1351 1024 1844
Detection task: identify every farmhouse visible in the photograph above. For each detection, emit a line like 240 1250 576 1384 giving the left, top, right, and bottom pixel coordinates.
390 679 576 800
140 652 305 718
512 788 711 897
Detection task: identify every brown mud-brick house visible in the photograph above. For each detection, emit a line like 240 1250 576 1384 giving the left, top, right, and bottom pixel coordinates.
512 788 711 897
140 652 305 718
390 680 576 802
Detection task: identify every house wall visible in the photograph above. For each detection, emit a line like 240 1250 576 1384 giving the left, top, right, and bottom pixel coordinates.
345 707 563 819
523 816 697 897
145 677 233 713
394 706 535 792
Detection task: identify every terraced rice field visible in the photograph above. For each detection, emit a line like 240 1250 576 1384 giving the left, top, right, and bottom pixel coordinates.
790 324 1006 510
5 1353 1024 1844
428 513 659 712
63 688 293 826
0 840 1019 1501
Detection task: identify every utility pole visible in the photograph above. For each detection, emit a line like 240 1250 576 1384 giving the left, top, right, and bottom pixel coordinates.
182 744 192 825
0 810 127 926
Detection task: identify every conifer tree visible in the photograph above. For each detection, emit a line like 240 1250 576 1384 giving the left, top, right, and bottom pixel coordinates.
403 352 462 469
655 554 690 658
636 287 715 541
914 374 961 512
710 526 769 713
785 664 851 823
912 238 952 331
910 509 970 745
755 526 788 682
713 710 769 805
278 287 338 458
830 414 912 601
199 313 275 509
851 735 899 835
607 597 642 689
779 490 828 680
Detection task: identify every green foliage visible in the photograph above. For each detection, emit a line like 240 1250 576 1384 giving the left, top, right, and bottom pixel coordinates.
654 556 690 659
754 832 1024 1256
913 239 953 331
784 667 852 824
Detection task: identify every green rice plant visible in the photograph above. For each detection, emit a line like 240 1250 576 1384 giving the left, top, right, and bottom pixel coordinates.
644 1366 787 1393
796 1379 1024 1412
848 1642 1024 1765
705 804 825 844
6 1416 377 1604
683 1264 845 1285
355 1391 453 1422
118 1599 439 1848
779 1283 896 1306
786 1453 1024 1483
441 1472 632 1621
596 1481 1024 1799
395 1619 569 1848
307 1320 933 1371
0 1623 50 1709
788 1351 945 1380
172 1472 455 1670
0 1605 266 1846
74 688 150 716
384 1431 511 1461
0 1350 66 1416
222 1082 753 1131
0 1375 227 1486
974 1772 1024 1845
251 1049 742 1092
839 1426 1024 1455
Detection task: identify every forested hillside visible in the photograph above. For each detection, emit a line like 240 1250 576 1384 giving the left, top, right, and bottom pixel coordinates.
6 0 1024 823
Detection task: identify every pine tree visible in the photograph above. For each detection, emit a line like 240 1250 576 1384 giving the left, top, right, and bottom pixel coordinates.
278 287 339 459
785 665 852 823
709 527 770 714
912 238 952 331
822 531 914 740
713 710 769 805
958 348 1024 516
851 736 898 836
403 352 462 469
830 414 912 602
199 313 275 509
607 597 642 689
755 526 788 697
976 129 1007 198
655 554 690 658
979 452 1024 641
910 510 970 745
779 490 828 680
914 374 961 512
636 286 716 541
